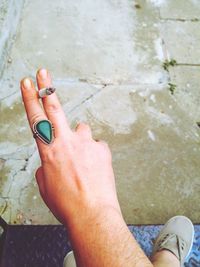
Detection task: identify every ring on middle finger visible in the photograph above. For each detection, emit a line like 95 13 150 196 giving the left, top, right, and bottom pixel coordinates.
38 87 56 98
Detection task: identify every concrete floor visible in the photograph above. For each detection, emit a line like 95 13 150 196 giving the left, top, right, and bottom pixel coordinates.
0 0 200 225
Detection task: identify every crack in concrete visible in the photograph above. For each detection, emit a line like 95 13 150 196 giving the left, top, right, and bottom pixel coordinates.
78 79 117 87
68 88 103 114
0 0 25 80
67 82 168 115
160 17 200 22
55 77 136 87
0 200 8 217
176 63 200 67
0 143 36 160
0 196 12 200
19 148 37 172
6 170 18 198
0 90 19 102
18 182 32 206
3 148 36 200
0 157 24 162
20 158 29 171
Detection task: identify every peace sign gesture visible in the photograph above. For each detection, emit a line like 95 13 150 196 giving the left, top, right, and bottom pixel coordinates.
20 68 120 225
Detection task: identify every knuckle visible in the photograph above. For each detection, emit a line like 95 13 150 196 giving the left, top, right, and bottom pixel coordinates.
46 102 61 113
99 140 109 148
41 149 55 164
31 114 46 126
97 141 112 158
76 122 91 135
35 166 42 177
78 122 90 129
98 145 112 162
40 142 66 164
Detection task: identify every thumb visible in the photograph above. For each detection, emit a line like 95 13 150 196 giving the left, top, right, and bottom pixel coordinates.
35 166 45 197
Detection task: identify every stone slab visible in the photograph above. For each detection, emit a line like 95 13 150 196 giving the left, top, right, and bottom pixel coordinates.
68 85 200 224
1 83 200 225
0 0 24 78
160 0 200 20
2 0 165 86
0 82 100 225
169 66 200 123
160 21 200 64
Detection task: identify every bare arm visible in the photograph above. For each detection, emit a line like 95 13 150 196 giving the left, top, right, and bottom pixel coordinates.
20 68 153 267
67 207 152 267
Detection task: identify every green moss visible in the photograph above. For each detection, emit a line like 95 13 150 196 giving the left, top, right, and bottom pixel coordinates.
191 18 199 22
168 83 177 95
163 59 177 71
135 4 141 9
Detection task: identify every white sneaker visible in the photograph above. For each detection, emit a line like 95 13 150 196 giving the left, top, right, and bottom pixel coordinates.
152 216 194 266
63 251 76 267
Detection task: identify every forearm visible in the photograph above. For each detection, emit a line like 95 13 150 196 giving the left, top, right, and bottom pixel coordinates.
65 207 153 267
21 70 153 267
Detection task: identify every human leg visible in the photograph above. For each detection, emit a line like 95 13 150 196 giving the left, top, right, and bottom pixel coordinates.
152 250 180 267
63 216 194 267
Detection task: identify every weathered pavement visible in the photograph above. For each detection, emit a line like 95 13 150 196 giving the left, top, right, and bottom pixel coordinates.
0 0 200 225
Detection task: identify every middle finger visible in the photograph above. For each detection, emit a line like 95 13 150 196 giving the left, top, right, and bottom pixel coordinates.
36 68 71 138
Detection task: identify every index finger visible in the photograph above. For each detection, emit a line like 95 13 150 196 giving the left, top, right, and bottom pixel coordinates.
20 78 48 128
20 77 54 153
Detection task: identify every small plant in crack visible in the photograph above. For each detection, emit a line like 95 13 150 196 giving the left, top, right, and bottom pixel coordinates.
191 18 199 22
168 83 177 95
135 3 141 9
163 59 177 71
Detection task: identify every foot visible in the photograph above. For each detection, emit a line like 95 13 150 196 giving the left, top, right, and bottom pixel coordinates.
152 216 194 266
152 250 180 267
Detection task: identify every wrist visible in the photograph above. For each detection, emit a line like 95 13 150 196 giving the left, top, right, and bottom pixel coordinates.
63 205 135 267
63 202 124 235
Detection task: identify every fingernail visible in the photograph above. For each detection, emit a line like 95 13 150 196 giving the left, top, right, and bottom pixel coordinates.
39 68 48 78
23 78 32 90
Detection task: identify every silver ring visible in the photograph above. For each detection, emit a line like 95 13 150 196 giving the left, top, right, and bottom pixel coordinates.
38 87 56 98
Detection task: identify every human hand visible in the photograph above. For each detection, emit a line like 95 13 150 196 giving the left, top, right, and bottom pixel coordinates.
20 69 121 226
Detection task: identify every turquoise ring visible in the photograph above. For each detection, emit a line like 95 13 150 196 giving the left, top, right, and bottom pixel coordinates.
32 119 54 145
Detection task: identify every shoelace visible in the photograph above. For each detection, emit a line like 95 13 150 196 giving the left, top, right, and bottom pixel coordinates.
158 233 186 262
